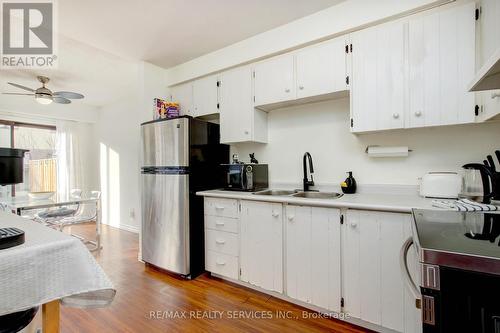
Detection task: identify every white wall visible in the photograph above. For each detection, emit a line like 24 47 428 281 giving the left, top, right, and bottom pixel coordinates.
95 61 167 233
232 98 500 186
166 0 451 85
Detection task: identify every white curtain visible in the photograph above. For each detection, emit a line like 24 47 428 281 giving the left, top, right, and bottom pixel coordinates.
56 120 84 198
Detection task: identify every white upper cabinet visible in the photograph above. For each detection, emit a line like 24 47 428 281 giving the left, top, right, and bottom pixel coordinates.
342 210 421 333
408 2 476 128
295 37 348 99
285 206 341 312
476 0 500 122
350 20 406 132
219 66 268 144
240 200 283 293
192 75 219 118
170 82 193 116
254 54 295 107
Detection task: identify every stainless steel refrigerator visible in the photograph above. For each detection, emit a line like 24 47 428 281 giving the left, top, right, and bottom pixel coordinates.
140 116 229 278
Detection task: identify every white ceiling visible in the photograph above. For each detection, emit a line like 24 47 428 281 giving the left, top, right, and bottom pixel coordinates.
59 0 344 69
1 0 343 111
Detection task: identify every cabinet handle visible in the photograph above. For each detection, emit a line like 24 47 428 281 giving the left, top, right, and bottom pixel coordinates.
215 221 225 226
349 222 357 228
244 130 249 135
392 113 400 119
492 92 500 99
272 212 280 217
415 111 422 117
215 239 226 245
215 206 225 210
285 88 290 93
287 215 295 221
216 261 226 266
298 86 304 90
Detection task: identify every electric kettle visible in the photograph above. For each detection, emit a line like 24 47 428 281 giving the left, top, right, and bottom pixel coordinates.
462 150 500 203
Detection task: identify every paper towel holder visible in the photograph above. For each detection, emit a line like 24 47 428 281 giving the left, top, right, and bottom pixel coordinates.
365 145 413 156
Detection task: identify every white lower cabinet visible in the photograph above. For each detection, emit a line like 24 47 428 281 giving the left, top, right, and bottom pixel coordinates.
240 200 283 293
285 205 341 312
203 197 420 333
204 198 240 280
342 210 421 333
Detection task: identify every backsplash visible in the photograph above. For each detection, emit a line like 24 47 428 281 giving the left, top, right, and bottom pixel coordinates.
231 97 500 186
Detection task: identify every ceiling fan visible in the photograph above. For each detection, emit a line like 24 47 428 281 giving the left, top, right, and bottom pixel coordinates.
2 76 84 105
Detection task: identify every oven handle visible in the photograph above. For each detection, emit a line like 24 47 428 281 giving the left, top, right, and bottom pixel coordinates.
400 236 421 309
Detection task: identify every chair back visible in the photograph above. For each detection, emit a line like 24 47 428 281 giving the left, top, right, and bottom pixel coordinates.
90 191 101 200
70 189 82 199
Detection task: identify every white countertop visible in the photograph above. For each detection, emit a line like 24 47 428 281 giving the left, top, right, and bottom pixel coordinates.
196 189 437 213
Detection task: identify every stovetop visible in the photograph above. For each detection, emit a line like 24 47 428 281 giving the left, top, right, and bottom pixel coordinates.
412 209 500 275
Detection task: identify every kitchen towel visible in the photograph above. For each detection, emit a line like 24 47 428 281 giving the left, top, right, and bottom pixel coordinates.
432 198 499 212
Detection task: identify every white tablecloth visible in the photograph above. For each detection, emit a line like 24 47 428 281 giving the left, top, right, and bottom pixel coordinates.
0 211 115 316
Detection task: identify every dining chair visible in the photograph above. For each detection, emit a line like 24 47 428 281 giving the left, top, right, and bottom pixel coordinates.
33 188 82 224
53 191 102 252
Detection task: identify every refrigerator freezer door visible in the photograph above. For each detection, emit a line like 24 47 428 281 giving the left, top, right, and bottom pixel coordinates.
141 172 190 275
141 118 189 167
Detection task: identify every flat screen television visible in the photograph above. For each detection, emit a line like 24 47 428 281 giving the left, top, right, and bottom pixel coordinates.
0 148 28 186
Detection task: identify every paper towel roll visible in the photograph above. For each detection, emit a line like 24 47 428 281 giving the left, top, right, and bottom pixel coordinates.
366 146 410 157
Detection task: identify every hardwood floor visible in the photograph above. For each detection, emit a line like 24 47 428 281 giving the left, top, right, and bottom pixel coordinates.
60 225 371 333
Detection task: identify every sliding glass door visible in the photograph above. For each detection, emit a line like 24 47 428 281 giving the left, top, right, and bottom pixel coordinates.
0 120 57 197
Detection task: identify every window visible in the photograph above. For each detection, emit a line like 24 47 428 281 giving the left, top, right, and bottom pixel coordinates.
0 120 57 197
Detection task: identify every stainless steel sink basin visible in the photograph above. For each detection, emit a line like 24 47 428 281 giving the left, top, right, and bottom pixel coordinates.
292 191 343 199
253 189 296 196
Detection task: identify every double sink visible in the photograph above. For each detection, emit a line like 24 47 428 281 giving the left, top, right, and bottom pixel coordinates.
253 189 343 199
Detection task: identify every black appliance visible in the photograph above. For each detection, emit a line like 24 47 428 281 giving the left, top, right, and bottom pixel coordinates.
222 163 268 191
462 149 500 203
0 148 28 186
404 209 500 333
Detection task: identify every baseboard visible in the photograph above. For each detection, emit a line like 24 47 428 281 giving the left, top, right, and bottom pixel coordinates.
104 222 139 234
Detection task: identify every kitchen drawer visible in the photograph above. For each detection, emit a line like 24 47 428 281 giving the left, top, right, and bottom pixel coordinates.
205 250 238 280
206 229 239 256
205 215 239 234
204 198 239 218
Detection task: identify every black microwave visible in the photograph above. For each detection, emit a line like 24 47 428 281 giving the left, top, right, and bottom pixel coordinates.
222 164 268 192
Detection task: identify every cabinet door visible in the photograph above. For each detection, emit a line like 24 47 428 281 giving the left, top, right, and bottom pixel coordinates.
240 200 283 293
219 67 254 143
170 83 193 116
286 206 341 312
192 75 219 117
350 20 406 132
343 210 420 333
477 0 500 122
296 37 347 99
254 54 294 106
408 3 476 127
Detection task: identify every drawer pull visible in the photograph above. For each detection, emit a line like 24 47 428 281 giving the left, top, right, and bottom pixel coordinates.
215 239 226 245
216 261 226 266
272 212 280 217
287 215 295 221
215 206 225 210
215 221 225 226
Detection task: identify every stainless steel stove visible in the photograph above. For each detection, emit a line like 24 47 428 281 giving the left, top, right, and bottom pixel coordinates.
405 209 500 333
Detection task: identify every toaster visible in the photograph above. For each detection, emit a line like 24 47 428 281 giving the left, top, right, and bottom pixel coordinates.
419 172 463 199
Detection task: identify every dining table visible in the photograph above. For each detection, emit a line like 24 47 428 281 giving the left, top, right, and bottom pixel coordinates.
0 193 102 250
0 210 115 332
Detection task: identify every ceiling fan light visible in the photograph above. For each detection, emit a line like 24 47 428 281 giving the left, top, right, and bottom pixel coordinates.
35 94 53 105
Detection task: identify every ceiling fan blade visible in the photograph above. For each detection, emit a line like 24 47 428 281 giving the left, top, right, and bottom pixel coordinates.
53 91 84 99
7 82 35 92
53 96 71 104
2 92 35 96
